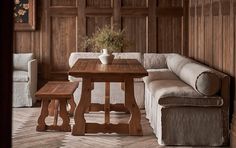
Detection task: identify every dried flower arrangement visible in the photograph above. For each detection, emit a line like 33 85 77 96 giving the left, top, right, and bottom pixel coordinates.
81 25 130 53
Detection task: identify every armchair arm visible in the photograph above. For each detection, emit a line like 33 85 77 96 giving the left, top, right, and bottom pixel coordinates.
28 59 37 103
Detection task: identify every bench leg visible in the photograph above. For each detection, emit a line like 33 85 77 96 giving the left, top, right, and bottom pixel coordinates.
53 100 59 126
59 100 71 132
36 100 50 131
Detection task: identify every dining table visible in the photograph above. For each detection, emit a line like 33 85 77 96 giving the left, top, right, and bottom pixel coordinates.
68 58 148 136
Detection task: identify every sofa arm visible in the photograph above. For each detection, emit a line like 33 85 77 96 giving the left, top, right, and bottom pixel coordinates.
28 59 37 82
28 59 37 103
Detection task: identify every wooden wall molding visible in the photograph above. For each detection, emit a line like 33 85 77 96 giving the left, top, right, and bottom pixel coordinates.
14 0 187 82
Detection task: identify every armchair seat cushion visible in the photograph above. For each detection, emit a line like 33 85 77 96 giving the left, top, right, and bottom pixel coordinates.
13 71 29 82
148 80 223 107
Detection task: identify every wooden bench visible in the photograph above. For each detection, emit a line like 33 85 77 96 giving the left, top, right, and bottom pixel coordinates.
35 81 78 132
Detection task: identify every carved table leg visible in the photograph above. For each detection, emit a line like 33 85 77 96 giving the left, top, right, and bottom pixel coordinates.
68 96 76 116
105 82 110 124
36 99 50 131
72 78 91 135
60 99 71 132
124 78 143 136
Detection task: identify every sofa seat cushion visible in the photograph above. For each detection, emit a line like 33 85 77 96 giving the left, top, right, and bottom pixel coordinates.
13 71 29 82
147 80 223 107
143 69 179 84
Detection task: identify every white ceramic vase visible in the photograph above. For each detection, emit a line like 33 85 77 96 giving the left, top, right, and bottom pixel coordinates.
98 49 114 64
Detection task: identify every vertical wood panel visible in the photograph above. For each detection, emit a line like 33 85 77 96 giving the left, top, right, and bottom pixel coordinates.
15 32 32 52
78 0 86 52
121 0 147 8
183 0 189 56
122 17 146 52
212 0 223 70
197 0 205 62
189 0 236 145
51 0 76 6
86 16 111 37
222 0 231 74
51 17 77 71
86 0 111 8
148 0 157 53
204 0 212 66
189 0 195 58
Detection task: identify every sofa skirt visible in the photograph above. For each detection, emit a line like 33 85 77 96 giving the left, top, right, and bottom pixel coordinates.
145 87 225 146
13 82 34 107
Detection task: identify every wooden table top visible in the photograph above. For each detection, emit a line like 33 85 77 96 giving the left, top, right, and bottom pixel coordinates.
68 59 148 78
35 81 79 98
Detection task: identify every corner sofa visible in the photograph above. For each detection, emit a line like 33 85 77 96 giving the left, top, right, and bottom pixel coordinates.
68 52 229 146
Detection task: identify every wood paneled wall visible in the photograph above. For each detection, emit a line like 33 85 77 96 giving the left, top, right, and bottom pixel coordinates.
189 0 236 145
13 0 187 83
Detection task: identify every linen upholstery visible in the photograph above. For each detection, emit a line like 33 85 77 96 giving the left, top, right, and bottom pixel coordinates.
13 54 37 107
13 71 29 82
161 107 223 146
143 53 229 146
13 53 33 71
69 52 100 68
179 62 221 96
68 52 145 108
114 52 142 63
143 69 179 85
144 53 167 69
166 53 193 75
166 54 221 96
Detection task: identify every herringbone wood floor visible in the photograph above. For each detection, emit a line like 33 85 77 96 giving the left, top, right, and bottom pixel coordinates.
12 108 228 148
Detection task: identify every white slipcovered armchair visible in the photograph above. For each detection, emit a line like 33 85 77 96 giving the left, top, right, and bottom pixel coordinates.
13 53 37 107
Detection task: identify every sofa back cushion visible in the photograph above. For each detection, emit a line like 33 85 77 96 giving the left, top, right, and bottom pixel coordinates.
167 54 221 96
13 53 33 71
144 53 167 69
114 52 142 63
69 52 100 68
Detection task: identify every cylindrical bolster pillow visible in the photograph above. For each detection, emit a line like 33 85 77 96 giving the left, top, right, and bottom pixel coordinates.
179 63 221 96
166 54 193 75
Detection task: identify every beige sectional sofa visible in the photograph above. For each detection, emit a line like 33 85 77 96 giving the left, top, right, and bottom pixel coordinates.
143 53 230 146
68 52 230 146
